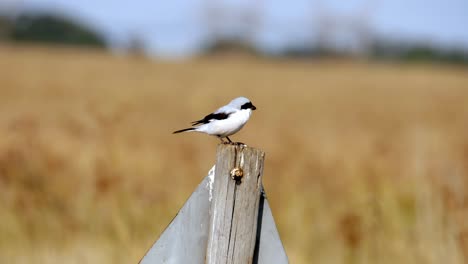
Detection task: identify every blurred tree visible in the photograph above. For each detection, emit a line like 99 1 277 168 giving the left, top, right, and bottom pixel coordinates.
201 0 262 56
0 16 13 40
126 32 146 57
204 40 258 57
371 40 468 65
402 45 468 64
311 0 376 56
10 13 106 48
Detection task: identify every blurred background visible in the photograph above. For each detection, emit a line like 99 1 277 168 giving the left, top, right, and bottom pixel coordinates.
0 0 468 263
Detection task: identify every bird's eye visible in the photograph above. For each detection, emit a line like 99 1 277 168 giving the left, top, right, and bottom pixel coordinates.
241 102 253 110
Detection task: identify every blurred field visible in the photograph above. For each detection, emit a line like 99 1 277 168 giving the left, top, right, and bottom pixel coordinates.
1 44 468 263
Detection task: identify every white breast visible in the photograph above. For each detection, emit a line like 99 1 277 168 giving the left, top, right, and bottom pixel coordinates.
198 109 252 137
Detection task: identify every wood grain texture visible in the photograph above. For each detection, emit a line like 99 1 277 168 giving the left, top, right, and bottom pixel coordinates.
206 144 265 264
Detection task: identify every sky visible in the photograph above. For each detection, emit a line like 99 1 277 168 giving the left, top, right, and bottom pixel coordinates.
1 0 468 57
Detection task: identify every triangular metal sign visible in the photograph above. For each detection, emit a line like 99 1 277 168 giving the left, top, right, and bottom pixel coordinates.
140 166 288 264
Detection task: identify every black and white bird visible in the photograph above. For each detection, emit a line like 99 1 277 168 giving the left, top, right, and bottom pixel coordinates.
173 97 256 143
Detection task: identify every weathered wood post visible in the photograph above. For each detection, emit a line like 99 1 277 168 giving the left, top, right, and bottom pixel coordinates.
206 144 265 264
139 144 288 264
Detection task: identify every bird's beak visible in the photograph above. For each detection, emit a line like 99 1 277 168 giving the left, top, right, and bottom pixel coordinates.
251 105 257 110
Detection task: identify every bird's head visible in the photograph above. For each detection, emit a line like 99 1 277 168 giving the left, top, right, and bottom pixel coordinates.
230 97 257 111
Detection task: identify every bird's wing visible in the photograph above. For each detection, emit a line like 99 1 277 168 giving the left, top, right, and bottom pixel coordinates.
191 108 234 126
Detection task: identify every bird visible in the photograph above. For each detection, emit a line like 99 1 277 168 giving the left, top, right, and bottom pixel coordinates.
173 97 257 143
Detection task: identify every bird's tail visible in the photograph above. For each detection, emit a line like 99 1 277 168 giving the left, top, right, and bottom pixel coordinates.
173 127 196 134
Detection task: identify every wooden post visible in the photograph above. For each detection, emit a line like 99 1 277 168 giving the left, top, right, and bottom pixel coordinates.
139 143 287 264
206 144 265 264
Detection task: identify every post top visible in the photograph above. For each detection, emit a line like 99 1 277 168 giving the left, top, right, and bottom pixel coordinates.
216 143 265 155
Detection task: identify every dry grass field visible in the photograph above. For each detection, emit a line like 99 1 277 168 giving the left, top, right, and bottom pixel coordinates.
0 44 468 263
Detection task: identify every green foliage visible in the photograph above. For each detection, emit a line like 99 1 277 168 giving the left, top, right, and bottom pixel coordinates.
371 41 468 65
400 45 468 64
0 16 13 39
6 13 106 48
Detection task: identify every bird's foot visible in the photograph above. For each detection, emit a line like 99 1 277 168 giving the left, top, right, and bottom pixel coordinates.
220 141 244 146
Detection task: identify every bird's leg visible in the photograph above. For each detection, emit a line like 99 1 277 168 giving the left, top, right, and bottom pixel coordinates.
226 136 233 144
218 136 226 144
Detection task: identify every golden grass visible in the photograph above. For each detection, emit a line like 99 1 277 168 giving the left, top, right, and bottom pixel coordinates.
1 44 468 263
